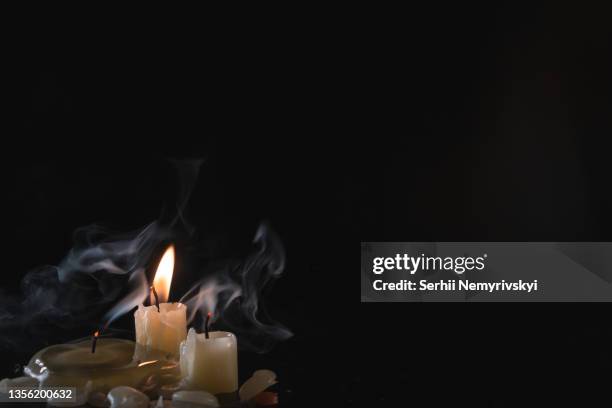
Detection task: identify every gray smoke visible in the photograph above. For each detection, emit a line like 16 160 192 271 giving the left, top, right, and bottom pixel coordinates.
181 223 293 353
0 221 174 351
58 222 173 328
0 160 291 354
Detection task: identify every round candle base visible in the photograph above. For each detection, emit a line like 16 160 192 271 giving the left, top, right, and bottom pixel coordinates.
24 338 181 396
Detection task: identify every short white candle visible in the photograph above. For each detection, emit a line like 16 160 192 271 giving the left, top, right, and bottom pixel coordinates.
134 245 187 357
179 328 238 395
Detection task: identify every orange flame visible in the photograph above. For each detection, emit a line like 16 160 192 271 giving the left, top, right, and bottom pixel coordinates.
151 245 175 304
94 330 99 338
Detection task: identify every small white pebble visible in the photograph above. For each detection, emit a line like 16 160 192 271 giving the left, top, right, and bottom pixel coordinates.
172 390 219 407
107 386 150 408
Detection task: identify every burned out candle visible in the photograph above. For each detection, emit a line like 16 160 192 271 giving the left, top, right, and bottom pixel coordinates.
179 328 238 395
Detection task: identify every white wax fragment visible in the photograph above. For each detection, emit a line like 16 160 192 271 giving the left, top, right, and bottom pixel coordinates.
107 386 150 408
179 328 197 379
0 377 38 393
239 369 277 402
172 390 220 407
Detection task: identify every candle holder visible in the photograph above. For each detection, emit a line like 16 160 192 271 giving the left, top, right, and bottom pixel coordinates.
23 337 181 398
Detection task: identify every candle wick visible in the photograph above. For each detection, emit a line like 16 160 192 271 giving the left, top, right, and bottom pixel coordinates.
151 286 160 312
91 331 100 354
205 312 211 339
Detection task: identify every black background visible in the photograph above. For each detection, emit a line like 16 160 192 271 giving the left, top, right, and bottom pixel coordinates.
2 5 612 407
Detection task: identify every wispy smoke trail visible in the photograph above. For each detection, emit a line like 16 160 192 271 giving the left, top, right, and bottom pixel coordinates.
0 160 291 354
168 158 204 233
0 221 174 351
57 222 174 328
181 223 293 353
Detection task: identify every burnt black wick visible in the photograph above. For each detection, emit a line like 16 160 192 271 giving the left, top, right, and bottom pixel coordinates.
91 331 100 354
205 312 212 339
151 286 160 312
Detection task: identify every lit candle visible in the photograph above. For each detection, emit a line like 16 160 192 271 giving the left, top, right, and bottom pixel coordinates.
179 318 238 395
134 245 187 357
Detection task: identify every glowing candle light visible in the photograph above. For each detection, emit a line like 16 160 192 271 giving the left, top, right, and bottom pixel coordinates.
134 245 187 357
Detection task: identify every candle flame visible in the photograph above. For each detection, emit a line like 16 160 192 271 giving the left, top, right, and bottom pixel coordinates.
151 245 175 303
94 331 99 338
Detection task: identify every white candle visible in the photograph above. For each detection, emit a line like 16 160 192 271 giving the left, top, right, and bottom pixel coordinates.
134 302 187 357
179 328 238 395
134 245 187 357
